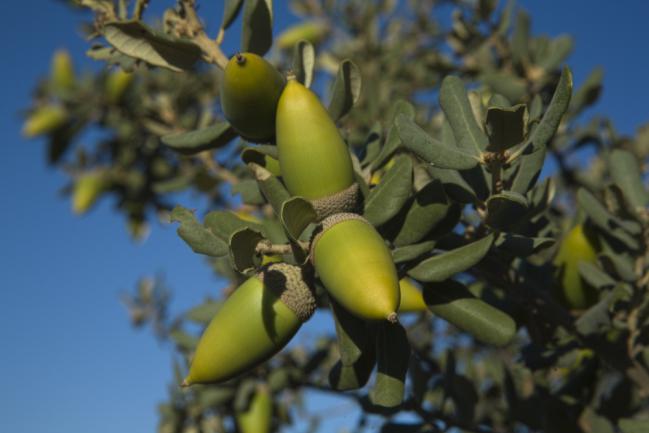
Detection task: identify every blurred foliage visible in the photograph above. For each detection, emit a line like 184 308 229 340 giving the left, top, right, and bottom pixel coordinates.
25 0 649 432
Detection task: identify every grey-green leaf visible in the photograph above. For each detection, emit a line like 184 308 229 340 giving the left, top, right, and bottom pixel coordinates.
221 0 245 30
369 322 410 408
440 76 489 155
396 115 480 170
609 149 648 209
162 122 237 155
228 228 264 274
393 180 449 247
485 104 528 151
170 206 229 257
249 162 290 215
330 298 373 366
241 0 273 56
292 40 315 88
103 21 202 71
392 240 436 264
241 145 281 175
328 59 362 121
408 234 495 282
204 210 264 241
364 155 413 226
485 191 529 231
495 233 554 257
232 179 265 205
280 196 317 241
422 280 516 347
578 262 616 291
185 300 221 324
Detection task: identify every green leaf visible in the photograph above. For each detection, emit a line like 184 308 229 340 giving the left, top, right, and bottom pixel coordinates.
428 166 478 203
328 354 375 391
485 104 528 151
495 233 554 257
569 66 603 116
249 163 290 215
577 188 641 249
538 35 573 71
439 76 489 155
485 191 529 230
599 252 637 283
185 300 221 324
170 206 229 257
204 210 264 241
198 387 236 410
162 122 237 155
619 418 649 433
241 0 273 56
292 40 315 88
364 155 413 226
422 280 516 347
511 10 530 65
395 115 480 170
488 93 512 108
393 180 449 246
369 322 410 408
578 262 616 291
408 234 495 282
609 149 648 209
221 0 245 30
392 240 436 264
328 59 362 121
480 72 528 104
228 228 264 274
371 100 416 170
330 299 374 366
280 197 317 241
232 178 265 205
241 145 281 176
102 21 202 71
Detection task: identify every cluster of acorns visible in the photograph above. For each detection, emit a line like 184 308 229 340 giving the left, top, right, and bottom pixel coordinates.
182 52 423 387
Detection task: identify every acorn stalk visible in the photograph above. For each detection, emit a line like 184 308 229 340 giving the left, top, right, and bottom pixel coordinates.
311 213 400 322
236 384 273 433
183 263 315 385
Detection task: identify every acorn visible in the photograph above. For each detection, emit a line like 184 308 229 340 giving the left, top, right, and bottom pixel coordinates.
398 278 427 313
236 384 272 433
22 105 68 137
183 263 316 385
275 20 330 50
105 69 134 103
311 213 400 322
220 53 285 142
553 224 599 310
72 171 108 215
50 49 75 93
276 77 360 219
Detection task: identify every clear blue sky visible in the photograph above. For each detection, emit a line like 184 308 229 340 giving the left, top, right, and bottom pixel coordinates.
1 1 648 432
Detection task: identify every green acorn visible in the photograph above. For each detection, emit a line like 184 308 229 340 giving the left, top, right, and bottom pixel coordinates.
276 77 359 219
276 20 330 50
72 171 108 215
398 278 427 313
22 105 68 137
220 53 285 142
236 384 272 433
183 263 315 386
105 69 134 103
311 213 400 322
50 49 75 93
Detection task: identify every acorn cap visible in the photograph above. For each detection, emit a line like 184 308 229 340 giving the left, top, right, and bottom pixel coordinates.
310 182 361 220
257 263 316 322
310 212 368 261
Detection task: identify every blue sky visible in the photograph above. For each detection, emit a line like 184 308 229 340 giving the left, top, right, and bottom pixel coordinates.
1 1 648 432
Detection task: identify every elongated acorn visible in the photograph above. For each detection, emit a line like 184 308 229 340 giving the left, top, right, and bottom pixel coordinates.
276 20 330 49
276 77 359 219
72 171 108 215
105 69 134 103
398 278 427 313
183 263 315 385
553 224 599 310
236 384 272 433
220 53 285 142
311 213 400 322
50 49 75 93
22 105 68 137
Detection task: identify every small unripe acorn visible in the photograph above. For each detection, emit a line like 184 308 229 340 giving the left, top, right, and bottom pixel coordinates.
553 224 599 310
72 171 108 215
311 213 400 322
22 105 68 137
276 20 330 50
398 278 427 313
236 384 273 433
220 53 285 142
183 263 315 386
50 49 75 93
105 69 134 103
276 77 359 219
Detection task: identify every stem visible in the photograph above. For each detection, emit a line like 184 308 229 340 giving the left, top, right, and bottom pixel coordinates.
180 0 229 69
255 240 309 255
134 0 150 20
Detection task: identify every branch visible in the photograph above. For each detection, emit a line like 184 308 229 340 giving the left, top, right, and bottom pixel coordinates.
179 0 229 69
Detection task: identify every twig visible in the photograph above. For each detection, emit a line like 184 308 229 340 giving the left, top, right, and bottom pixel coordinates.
134 0 150 20
179 0 229 69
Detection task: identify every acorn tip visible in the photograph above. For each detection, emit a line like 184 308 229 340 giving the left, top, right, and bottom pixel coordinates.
387 312 398 323
235 52 246 65
180 378 190 388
